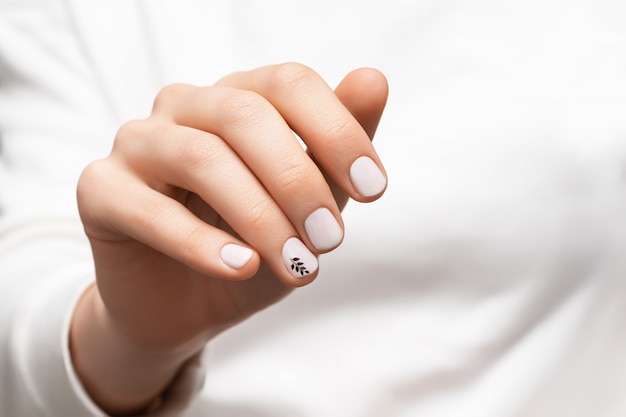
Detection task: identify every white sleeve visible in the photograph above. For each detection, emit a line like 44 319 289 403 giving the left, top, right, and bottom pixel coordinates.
0 3 203 414
0 191 107 416
7 267 107 416
0 190 205 417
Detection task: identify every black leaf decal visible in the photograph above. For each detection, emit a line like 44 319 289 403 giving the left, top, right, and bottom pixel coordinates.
290 257 310 276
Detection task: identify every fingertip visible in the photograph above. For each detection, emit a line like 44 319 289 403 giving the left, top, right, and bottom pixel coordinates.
347 67 389 98
278 237 320 287
335 68 389 124
334 69 389 203
349 156 388 201
304 207 344 253
283 264 320 288
221 243 254 269
287 272 319 288
219 243 261 280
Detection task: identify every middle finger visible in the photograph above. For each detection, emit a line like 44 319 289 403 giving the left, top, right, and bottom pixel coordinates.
152 83 345 254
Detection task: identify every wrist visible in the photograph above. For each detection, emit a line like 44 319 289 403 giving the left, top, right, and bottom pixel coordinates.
69 284 201 415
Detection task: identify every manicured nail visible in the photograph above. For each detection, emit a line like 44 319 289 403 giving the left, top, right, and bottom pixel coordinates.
349 156 387 197
282 237 319 278
304 207 343 251
221 244 253 269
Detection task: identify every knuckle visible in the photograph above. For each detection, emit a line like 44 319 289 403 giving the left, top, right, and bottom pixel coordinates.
152 83 192 113
77 160 105 203
321 115 359 146
245 200 282 234
268 62 317 91
132 197 169 238
273 161 310 194
218 90 266 127
173 131 222 171
113 119 149 152
179 223 206 258
76 159 116 222
116 118 146 138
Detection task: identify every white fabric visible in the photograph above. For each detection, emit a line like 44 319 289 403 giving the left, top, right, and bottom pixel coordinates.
1 0 626 416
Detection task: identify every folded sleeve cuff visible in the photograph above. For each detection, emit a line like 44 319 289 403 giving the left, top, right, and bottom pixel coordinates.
9 264 109 416
8 264 207 417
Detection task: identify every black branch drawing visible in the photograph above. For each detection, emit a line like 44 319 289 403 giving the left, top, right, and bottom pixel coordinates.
290 257 310 276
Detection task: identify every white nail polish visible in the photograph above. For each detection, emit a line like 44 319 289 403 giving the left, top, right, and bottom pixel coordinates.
349 156 387 197
304 207 343 251
221 244 253 269
282 237 319 278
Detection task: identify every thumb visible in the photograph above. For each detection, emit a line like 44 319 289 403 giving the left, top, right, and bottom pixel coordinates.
334 68 389 139
324 68 388 210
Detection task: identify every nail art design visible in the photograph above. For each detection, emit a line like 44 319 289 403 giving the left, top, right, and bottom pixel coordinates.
290 257 310 276
282 237 319 278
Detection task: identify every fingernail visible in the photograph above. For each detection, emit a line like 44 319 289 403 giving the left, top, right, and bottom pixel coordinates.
304 207 343 251
282 237 319 278
221 244 253 269
349 156 387 197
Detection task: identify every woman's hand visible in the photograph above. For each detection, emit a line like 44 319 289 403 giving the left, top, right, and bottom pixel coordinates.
71 64 388 415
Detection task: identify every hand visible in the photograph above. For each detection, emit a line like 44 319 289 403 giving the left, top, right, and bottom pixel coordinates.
71 63 388 414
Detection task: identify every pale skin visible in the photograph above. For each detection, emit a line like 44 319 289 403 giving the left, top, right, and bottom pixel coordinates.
71 63 389 416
